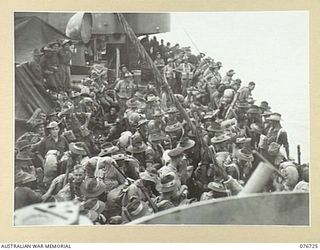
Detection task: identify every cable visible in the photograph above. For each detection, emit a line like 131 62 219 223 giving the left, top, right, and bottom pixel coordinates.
176 15 201 54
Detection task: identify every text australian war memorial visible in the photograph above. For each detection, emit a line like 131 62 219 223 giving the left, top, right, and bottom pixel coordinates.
14 12 309 225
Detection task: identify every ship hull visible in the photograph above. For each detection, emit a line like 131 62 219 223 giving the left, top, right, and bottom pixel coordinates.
130 192 309 225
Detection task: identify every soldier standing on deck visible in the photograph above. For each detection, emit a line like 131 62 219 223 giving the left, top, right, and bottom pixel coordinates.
265 113 290 159
58 39 73 91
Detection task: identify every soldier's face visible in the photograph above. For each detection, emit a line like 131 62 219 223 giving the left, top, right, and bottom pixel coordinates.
249 85 255 91
37 125 45 136
73 169 85 183
271 120 278 127
233 84 240 91
281 168 298 187
172 155 184 165
184 147 194 156
215 142 229 152
52 44 60 51
110 107 117 115
142 180 155 188
50 126 60 137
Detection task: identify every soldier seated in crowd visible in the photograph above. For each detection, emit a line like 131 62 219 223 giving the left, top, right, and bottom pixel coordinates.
14 39 305 225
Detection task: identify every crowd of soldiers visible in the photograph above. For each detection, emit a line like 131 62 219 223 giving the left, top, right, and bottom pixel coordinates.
14 37 309 225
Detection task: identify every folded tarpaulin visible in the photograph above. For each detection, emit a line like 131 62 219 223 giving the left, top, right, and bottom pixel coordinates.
15 62 55 121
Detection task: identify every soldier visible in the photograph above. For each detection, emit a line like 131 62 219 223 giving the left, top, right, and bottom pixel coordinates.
122 197 153 223
238 81 256 102
14 169 42 210
58 39 73 91
204 63 222 86
126 132 149 171
154 172 191 210
265 113 290 159
41 164 86 202
200 181 229 201
154 52 165 70
121 167 160 207
40 46 60 91
146 132 167 167
36 121 69 158
151 109 166 132
111 153 139 180
28 48 44 83
144 95 160 120
158 147 188 184
163 58 176 92
165 122 184 148
211 133 232 154
176 58 195 96
114 72 137 115
234 148 255 183
95 156 126 193
221 69 236 86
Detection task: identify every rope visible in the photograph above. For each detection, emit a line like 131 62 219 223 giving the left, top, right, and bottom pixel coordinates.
176 15 201 54
181 27 201 55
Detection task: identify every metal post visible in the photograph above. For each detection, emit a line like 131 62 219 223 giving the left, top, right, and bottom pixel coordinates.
116 47 120 79
93 37 97 61
297 145 301 165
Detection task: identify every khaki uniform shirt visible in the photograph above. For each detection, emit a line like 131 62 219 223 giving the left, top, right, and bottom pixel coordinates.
115 79 136 99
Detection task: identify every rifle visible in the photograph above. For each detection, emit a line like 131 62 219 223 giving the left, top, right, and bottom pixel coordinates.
69 176 75 200
225 92 239 119
62 156 73 187
252 150 285 179
136 181 158 213
192 109 228 182
122 207 132 222
112 159 158 213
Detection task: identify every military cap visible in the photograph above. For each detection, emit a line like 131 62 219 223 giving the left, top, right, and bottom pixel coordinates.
165 122 183 133
168 147 184 158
